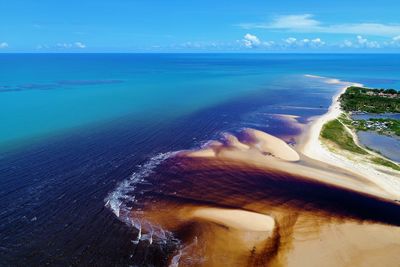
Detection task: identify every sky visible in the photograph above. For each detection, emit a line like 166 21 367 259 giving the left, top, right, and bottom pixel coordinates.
1 0 400 52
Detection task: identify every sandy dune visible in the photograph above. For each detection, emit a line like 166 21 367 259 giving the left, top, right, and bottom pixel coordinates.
124 75 400 267
186 128 300 162
299 76 400 199
192 208 275 232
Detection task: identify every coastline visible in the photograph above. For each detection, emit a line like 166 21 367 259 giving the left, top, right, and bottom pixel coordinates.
155 122 400 266
104 74 400 267
299 76 400 200
298 81 353 157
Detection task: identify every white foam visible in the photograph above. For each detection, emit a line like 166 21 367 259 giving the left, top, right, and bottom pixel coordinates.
304 74 346 85
169 237 201 267
105 152 175 219
104 151 177 244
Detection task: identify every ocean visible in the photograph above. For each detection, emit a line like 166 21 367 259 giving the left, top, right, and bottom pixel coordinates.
0 54 399 266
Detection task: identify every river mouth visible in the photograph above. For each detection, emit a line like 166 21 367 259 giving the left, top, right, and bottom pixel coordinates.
105 128 400 266
2 54 400 266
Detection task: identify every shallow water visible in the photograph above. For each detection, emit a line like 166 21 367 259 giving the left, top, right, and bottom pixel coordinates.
351 113 400 120
357 131 400 162
1 54 400 266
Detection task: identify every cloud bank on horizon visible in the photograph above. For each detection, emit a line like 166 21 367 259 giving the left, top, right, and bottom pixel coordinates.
239 14 400 37
235 14 400 51
0 0 400 52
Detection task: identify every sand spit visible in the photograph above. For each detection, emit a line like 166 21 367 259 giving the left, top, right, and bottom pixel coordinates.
299 75 400 199
186 128 300 162
183 128 391 199
119 75 400 267
166 127 400 266
192 208 275 232
121 125 400 267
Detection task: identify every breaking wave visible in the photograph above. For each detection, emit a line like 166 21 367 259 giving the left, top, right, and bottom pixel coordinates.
104 152 178 244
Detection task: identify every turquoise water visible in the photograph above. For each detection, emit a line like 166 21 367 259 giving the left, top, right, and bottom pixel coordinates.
1 54 400 266
0 54 282 148
1 54 400 150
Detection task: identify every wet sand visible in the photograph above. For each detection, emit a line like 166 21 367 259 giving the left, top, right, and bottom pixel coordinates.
121 126 400 267
113 76 400 266
299 75 400 199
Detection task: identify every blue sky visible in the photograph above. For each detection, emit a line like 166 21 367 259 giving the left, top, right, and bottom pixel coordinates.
1 0 400 52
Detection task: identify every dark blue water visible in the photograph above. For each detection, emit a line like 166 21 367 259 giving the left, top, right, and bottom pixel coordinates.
1 54 400 266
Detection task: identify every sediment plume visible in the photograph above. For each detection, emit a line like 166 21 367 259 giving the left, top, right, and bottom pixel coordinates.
119 128 400 267
104 74 400 267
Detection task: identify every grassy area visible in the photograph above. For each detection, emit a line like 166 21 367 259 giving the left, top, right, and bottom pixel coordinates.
340 86 400 113
321 118 400 172
338 113 353 125
371 157 400 171
320 119 368 154
323 88 400 172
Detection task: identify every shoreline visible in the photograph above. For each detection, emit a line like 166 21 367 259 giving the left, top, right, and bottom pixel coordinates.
107 75 400 267
299 76 400 199
298 80 355 156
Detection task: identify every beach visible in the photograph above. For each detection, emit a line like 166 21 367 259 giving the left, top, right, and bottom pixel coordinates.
120 75 400 266
300 76 400 200
114 94 400 266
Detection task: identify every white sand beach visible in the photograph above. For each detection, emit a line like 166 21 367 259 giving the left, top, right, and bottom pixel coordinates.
299 75 400 200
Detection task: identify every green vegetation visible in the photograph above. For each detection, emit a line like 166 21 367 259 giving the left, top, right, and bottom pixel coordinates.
340 86 400 113
371 157 400 171
352 118 400 136
338 113 353 126
321 118 400 171
320 119 368 154
320 86 400 172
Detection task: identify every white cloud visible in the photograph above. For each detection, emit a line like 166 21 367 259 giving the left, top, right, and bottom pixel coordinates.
283 37 325 48
0 42 9 49
36 44 49 50
356 35 367 45
170 34 400 51
238 14 400 37
311 38 322 44
56 42 86 49
357 35 380 48
311 38 325 46
180 41 211 49
181 41 202 48
74 42 86 48
262 40 275 47
176 41 231 50
241 34 276 48
386 35 400 47
341 40 353 48
267 14 320 29
242 33 261 48
285 37 297 44
57 43 72 49
327 23 400 37
340 36 380 48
